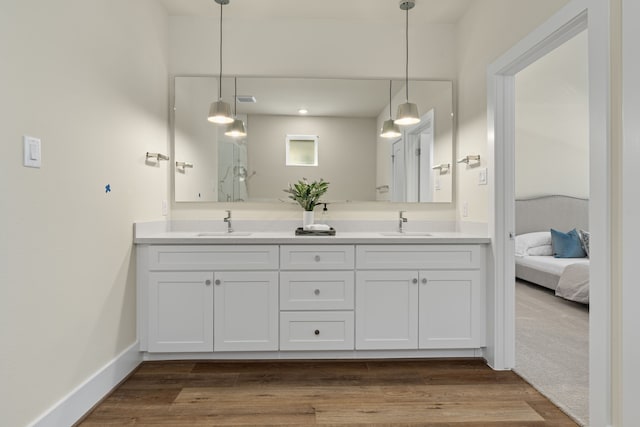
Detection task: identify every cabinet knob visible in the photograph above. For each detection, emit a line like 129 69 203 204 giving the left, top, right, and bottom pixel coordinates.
314 255 321 262
314 289 320 295
205 279 212 286
314 329 320 335
421 278 427 284
412 278 418 284
214 279 221 285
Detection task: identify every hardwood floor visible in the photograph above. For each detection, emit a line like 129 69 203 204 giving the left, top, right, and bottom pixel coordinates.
77 359 578 426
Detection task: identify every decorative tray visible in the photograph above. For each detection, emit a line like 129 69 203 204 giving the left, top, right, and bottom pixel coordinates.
295 227 336 236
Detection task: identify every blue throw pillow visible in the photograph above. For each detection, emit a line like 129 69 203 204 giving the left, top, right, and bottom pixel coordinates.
550 228 587 258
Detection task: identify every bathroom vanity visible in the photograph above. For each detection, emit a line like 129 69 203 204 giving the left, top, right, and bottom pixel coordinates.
135 223 489 360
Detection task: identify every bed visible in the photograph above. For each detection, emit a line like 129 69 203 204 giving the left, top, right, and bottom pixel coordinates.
515 195 590 304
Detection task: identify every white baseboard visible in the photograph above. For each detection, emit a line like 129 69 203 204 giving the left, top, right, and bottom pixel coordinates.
29 341 142 427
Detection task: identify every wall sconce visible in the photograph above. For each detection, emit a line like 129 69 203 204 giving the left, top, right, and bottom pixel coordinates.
457 154 481 165
176 161 194 172
146 152 169 161
432 163 450 174
376 185 390 194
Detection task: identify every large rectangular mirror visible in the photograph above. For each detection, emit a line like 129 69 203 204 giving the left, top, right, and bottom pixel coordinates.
173 77 453 203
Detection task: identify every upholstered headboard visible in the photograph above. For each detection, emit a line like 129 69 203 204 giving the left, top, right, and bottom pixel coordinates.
516 195 589 235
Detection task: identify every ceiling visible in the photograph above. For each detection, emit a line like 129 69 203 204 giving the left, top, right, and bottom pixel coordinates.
158 0 472 24
164 0 469 118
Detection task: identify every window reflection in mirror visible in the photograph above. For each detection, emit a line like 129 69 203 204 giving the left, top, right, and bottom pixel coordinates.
173 77 453 203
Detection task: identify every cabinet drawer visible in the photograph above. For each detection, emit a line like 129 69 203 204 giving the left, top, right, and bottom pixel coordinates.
280 311 354 351
280 271 354 310
280 245 355 270
356 245 483 270
148 245 278 271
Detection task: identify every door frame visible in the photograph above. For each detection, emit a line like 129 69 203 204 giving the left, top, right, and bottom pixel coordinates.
486 0 611 425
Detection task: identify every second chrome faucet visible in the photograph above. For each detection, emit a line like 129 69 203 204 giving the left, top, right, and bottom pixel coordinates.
398 210 408 233
224 210 233 233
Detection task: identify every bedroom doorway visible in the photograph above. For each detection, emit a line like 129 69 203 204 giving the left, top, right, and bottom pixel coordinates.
512 31 590 425
487 1 611 426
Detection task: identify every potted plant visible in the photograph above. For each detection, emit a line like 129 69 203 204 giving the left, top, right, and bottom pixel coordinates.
284 178 329 227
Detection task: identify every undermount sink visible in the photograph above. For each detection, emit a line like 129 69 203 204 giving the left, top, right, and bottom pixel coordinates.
379 231 433 237
195 231 252 237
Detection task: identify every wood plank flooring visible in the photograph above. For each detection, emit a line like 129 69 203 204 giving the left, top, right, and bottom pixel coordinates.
77 359 578 426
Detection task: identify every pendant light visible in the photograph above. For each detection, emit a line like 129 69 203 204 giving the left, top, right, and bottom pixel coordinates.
225 77 247 137
380 80 401 138
207 0 234 124
395 0 421 126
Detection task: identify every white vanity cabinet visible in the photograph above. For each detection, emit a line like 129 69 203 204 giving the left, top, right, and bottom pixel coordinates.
138 245 279 353
214 271 279 351
279 245 355 351
148 271 214 352
136 231 488 358
355 245 486 350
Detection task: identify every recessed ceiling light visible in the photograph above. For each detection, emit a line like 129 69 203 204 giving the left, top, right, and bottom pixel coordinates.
298 109 308 115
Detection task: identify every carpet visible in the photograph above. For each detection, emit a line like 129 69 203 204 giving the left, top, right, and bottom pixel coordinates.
515 280 589 426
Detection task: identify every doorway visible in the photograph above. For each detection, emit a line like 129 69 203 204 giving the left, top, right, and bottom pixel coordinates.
513 30 590 425
390 110 435 202
486 1 610 425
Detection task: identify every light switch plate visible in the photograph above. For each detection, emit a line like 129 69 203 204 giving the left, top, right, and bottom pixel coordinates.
478 168 488 185
23 135 41 168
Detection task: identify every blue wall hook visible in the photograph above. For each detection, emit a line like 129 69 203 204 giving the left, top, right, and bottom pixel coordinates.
105 184 111 193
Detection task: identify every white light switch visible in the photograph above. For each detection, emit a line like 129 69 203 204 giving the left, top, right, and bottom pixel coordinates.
23 136 42 168
462 201 469 218
478 168 488 185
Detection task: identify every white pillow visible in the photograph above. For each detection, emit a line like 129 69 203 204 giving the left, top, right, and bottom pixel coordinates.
515 231 552 257
527 245 553 256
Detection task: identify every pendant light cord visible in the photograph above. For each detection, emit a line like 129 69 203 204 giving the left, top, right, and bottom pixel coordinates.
234 77 237 117
218 0 223 101
389 80 393 119
405 5 409 102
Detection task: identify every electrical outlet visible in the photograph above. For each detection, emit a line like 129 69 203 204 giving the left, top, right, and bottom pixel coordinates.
462 201 469 218
162 200 168 216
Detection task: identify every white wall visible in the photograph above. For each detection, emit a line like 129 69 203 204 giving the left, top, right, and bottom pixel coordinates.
248 115 376 201
515 31 589 199
456 0 571 227
0 1 169 426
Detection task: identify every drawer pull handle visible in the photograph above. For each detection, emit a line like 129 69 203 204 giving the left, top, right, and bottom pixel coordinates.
412 278 418 284
314 329 320 335
314 255 321 262
314 289 320 295
421 278 427 284
214 279 221 285
205 280 212 286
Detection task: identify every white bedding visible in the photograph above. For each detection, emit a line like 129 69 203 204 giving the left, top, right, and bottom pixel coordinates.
515 255 589 304
516 255 588 276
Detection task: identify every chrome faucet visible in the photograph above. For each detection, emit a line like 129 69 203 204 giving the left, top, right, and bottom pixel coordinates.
398 211 408 233
223 210 233 233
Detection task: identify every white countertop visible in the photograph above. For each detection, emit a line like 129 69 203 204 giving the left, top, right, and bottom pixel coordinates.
134 221 490 245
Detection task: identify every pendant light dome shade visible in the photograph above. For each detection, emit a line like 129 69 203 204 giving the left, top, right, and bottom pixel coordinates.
225 118 246 137
207 0 234 124
381 119 401 138
395 102 421 125
225 77 247 137
394 0 420 126
381 80 401 138
208 100 234 124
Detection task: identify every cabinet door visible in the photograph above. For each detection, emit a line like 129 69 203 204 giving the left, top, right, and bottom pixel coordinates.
214 271 279 351
148 272 214 352
355 270 419 349
418 270 485 349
